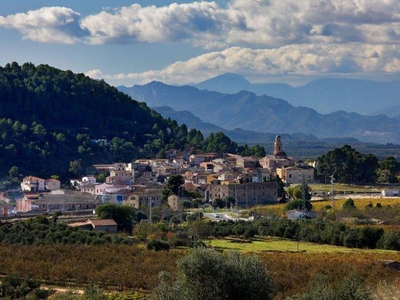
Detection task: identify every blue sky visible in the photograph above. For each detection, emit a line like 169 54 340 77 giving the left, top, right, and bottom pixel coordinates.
1 0 400 87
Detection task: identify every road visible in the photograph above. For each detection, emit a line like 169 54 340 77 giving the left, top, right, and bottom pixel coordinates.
203 211 253 222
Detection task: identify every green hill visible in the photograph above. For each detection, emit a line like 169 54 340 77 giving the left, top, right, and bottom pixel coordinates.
0 62 205 181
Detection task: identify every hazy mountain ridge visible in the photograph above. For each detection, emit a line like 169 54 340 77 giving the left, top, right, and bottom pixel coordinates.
194 74 400 116
118 82 400 144
151 105 320 144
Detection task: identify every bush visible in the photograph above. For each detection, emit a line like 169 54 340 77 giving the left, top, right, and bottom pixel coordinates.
365 202 373 208
152 248 274 300
378 229 400 250
288 273 370 300
342 198 356 210
147 239 170 251
83 284 107 300
0 274 40 299
34 288 50 299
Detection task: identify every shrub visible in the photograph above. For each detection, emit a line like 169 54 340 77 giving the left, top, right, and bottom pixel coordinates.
342 198 356 210
378 229 400 250
0 274 40 299
34 288 50 299
287 273 370 300
152 248 274 300
147 239 170 251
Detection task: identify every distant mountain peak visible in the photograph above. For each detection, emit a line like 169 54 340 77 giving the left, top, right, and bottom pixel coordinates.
205 72 249 83
194 73 252 93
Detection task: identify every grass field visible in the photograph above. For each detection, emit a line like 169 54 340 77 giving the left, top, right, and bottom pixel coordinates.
309 183 383 193
208 236 398 254
262 197 400 214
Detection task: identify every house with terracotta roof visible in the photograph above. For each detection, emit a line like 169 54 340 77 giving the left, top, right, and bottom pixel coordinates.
81 183 97 195
189 153 218 165
45 178 61 191
68 218 118 233
21 176 60 192
236 157 259 169
21 176 45 192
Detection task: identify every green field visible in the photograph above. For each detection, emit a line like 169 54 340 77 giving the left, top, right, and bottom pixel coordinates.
208 236 396 254
309 183 383 193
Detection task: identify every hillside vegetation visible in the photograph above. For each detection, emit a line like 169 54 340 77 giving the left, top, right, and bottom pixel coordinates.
0 62 261 181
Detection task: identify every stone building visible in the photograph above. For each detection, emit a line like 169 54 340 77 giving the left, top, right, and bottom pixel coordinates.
125 188 163 210
276 160 315 184
208 181 277 207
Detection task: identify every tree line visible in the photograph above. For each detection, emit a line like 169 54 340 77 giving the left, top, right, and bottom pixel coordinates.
317 144 400 183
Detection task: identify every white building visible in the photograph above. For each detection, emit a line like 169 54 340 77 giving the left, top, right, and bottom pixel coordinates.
381 189 400 197
21 176 46 192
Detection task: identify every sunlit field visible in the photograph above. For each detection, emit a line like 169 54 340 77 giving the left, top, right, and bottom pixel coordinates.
262 197 400 212
208 236 399 254
309 183 384 193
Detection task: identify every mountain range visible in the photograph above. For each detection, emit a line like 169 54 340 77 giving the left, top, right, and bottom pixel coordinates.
194 73 400 117
151 105 326 145
118 81 400 144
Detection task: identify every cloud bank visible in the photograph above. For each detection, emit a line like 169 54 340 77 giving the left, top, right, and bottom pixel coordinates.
86 44 400 85
2 1 400 84
2 1 400 47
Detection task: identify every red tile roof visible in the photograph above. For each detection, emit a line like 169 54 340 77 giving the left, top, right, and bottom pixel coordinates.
88 219 117 226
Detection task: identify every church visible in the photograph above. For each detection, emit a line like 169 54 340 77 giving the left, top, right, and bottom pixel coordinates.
259 135 315 184
259 135 295 170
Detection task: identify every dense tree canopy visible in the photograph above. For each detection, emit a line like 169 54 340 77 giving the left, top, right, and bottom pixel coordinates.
376 156 400 183
317 145 378 183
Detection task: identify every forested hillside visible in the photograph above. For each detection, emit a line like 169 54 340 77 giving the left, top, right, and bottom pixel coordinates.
0 62 264 182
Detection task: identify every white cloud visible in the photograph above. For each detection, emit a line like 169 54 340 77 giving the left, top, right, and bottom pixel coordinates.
0 7 84 44
2 1 400 46
3 1 400 85
80 2 229 45
224 0 400 46
86 44 400 86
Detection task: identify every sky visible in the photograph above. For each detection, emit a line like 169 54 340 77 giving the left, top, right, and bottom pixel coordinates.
1 0 400 87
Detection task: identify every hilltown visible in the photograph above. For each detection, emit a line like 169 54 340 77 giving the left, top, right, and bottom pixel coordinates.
1 136 316 217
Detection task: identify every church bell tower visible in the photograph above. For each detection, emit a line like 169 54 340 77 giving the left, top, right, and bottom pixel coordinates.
273 135 287 158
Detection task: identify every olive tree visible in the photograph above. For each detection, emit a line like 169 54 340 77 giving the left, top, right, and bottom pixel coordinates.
152 248 274 300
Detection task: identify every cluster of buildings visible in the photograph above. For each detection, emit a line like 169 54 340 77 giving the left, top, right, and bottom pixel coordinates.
10 136 316 216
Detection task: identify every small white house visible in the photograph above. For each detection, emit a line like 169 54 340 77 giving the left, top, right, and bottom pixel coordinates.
381 189 400 197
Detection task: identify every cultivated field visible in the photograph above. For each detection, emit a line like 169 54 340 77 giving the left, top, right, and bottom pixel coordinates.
209 236 399 254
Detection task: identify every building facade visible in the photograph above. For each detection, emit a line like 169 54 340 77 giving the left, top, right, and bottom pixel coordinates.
208 181 278 207
276 166 315 184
